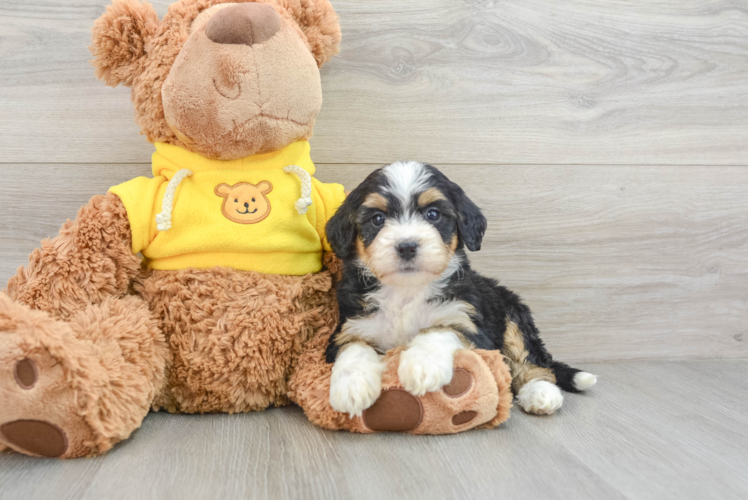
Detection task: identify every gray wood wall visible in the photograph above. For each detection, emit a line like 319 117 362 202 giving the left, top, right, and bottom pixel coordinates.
1 0 747 363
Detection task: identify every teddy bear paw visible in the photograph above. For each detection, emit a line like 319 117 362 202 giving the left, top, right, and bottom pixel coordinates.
0 350 73 457
361 366 492 433
0 300 94 458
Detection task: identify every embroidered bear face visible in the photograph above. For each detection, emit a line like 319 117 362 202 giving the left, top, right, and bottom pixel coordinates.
215 181 273 224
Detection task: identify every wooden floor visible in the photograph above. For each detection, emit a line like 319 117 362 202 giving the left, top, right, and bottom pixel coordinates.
2 0 748 498
1 360 747 500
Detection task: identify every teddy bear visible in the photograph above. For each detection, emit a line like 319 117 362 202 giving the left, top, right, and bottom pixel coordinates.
0 0 513 459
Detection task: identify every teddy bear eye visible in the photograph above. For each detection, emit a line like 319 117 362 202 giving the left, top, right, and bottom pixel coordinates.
252 198 256 202
234 199 238 203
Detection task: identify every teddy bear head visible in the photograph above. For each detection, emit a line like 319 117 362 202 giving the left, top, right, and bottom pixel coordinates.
91 0 341 160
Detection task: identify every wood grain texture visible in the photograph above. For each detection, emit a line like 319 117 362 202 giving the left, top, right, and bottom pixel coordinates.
1 0 747 164
2 163 746 363
0 360 746 500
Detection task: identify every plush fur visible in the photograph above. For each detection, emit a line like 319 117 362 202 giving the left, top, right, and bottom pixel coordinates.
139 265 339 414
323 162 597 417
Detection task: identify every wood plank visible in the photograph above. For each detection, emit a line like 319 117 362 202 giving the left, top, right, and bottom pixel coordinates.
1 163 746 363
528 360 748 500
1 1 747 165
71 407 624 500
0 360 746 499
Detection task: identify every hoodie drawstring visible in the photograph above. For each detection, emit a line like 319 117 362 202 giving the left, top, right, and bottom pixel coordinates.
156 169 194 231
283 165 313 215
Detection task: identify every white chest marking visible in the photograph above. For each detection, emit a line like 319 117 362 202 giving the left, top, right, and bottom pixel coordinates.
343 283 474 352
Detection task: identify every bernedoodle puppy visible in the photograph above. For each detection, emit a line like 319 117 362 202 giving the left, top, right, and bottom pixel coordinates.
324 162 597 417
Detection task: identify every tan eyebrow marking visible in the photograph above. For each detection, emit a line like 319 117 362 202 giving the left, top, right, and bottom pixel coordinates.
418 187 447 207
363 192 388 211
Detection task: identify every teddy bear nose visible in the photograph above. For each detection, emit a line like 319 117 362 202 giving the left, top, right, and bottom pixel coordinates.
205 3 282 47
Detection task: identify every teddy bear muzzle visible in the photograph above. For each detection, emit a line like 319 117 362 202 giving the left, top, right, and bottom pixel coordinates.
205 3 282 47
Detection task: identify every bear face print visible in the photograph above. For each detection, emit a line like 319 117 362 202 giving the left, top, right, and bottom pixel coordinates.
215 181 273 224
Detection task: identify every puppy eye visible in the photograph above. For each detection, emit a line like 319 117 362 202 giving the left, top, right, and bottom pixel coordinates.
372 213 386 227
234 199 238 203
252 198 256 202
426 208 441 221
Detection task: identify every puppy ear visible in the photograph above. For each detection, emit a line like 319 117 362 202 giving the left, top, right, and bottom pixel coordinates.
450 181 487 252
325 189 362 259
90 0 159 87
283 0 341 67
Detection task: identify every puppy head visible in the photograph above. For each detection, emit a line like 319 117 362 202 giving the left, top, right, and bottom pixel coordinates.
327 161 487 287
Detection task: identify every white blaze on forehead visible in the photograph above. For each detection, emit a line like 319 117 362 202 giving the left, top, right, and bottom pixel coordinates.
382 161 431 207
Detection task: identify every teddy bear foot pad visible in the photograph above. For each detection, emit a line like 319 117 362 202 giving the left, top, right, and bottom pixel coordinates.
361 368 479 432
0 343 88 458
2 359 68 457
1 418 68 458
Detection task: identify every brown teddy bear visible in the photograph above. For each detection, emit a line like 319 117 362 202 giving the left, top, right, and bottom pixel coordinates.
0 0 512 459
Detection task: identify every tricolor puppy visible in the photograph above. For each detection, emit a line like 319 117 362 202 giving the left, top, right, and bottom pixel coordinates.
325 161 597 417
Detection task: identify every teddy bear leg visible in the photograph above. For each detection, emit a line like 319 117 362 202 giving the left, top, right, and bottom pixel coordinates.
291 333 513 434
359 349 512 434
6 192 143 322
0 294 168 458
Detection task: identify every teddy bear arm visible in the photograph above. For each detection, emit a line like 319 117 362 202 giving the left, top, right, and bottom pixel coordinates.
6 192 143 321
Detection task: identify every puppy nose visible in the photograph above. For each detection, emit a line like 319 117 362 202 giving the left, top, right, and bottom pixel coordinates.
396 241 419 261
205 3 282 47
244 202 249 208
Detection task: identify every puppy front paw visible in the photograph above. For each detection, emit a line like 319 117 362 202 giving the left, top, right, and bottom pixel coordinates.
398 343 455 397
517 379 563 415
330 368 382 417
329 344 384 417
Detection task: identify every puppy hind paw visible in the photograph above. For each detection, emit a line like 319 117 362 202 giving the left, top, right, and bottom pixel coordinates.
517 379 564 415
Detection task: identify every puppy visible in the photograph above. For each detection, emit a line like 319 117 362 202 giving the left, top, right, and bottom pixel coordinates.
324 161 597 418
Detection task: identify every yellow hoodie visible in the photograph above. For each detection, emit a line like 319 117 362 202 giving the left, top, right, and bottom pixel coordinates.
109 141 346 276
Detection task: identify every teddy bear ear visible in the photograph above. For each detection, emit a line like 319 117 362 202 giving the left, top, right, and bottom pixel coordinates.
282 0 341 67
90 0 159 87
